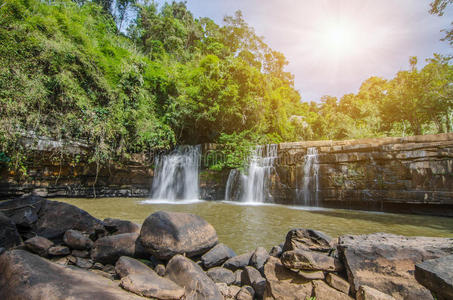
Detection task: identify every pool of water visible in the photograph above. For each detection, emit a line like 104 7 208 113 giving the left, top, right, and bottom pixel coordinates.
54 198 453 254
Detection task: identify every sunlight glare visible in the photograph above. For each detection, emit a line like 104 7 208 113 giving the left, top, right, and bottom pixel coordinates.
321 24 356 56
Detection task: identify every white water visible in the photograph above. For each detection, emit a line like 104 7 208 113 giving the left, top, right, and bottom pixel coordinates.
150 145 200 201
225 144 278 203
298 147 320 206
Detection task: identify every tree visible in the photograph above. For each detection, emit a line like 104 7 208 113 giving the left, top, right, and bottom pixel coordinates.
430 0 453 45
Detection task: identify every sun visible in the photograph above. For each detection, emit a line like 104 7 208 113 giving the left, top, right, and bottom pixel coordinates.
320 23 357 57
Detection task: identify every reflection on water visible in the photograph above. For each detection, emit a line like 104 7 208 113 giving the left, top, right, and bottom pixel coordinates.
54 198 453 254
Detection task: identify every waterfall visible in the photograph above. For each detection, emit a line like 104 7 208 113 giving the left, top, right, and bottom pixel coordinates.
225 144 278 203
298 147 320 206
150 145 200 201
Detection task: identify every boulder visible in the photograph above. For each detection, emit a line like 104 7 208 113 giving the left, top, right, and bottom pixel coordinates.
155 264 166 276
236 286 254 300
48 245 70 256
234 269 243 286
0 212 22 249
115 256 154 278
75 257 93 269
35 200 103 240
250 247 269 274
72 249 90 258
298 269 325 280
0 250 145 299
223 251 253 271
263 256 312 300
269 245 282 257
312 280 353 300
356 286 396 300
326 273 350 294
139 211 218 260
201 243 236 268
206 267 235 285
63 229 93 250
165 254 222 300
0 195 42 229
120 272 185 299
241 266 266 298
338 233 453 299
281 249 343 271
216 283 241 299
103 218 140 235
415 255 453 300
24 236 54 256
91 232 146 265
283 228 333 253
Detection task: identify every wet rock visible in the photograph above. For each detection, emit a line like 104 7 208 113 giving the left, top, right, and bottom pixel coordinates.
75 257 93 269
91 232 146 265
72 249 90 258
201 243 236 268
250 247 269 274
24 236 54 256
241 266 266 298
206 267 235 285
0 212 22 249
63 229 93 250
0 250 145 299
298 269 325 280
338 233 453 299
165 254 222 300
356 286 396 300
216 283 241 299
139 211 218 260
263 256 312 300
415 255 453 300
120 271 185 299
326 273 350 294
0 195 42 228
281 249 343 271
283 228 333 253
312 280 353 300
155 264 166 276
269 245 282 257
48 245 70 256
236 286 254 300
35 200 103 241
234 269 243 285
115 256 153 278
223 251 253 271
103 218 140 235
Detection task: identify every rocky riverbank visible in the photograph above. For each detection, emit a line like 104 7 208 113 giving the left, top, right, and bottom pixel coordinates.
0 196 452 300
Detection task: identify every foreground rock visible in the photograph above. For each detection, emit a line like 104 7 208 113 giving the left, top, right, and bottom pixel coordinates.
242 266 266 298
283 229 333 253
201 243 236 268
63 229 93 250
0 212 22 249
165 254 222 300
91 232 146 264
338 233 453 299
356 286 396 300
312 280 352 300
223 251 253 271
139 211 218 260
250 247 269 274
206 267 235 285
415 255 453 300
116 257 185 299
103 218 140 235
281 249 343 271
24 236 54 256
0 250 144 299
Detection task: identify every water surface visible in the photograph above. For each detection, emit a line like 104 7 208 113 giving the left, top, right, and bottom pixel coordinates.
55 198 453 254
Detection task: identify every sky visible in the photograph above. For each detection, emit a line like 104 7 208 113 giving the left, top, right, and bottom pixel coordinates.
155 0 452 102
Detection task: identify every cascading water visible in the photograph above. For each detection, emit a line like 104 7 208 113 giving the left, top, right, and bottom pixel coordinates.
297 147 320 206
225 144 278 203
150 145 200 201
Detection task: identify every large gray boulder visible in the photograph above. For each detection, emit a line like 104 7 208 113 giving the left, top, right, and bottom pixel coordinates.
338 233 453 300
283 228 333 253
201 243 236 269
415 255 453 300
139 211 218 260
0 212 21 249
91 232 146 264
165 254 222 300
0 250 144 300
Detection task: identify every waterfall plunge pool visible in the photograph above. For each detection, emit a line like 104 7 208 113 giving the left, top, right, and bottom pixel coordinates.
54 198 453 254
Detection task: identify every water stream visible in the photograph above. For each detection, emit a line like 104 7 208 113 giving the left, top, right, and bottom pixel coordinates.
299 147 320 206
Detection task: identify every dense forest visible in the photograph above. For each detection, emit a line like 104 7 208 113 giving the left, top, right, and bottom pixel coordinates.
0 0 452 171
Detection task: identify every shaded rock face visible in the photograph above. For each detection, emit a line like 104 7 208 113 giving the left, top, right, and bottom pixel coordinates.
242 266 266 298
0 196 42 229
250 247 269 274
103 218 140 235
283 229 333 253
338 233 453 300
0 250 144 300
115 256 153 278
35 200 103 240
0 212 22 249
415 255 453 300
165 254 223 300
206 267 235 285
281 249 343 272
139 211 218 260
223 251 253 271
201 243 236 269
263 256 313 300
91 232 146 265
